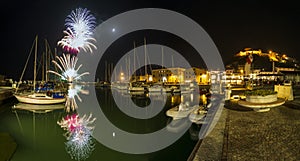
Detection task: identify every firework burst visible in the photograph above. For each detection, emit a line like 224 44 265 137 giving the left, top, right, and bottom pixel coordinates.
57 28 97 55
65 8 96 37
47 53 89 83
58 7 97 55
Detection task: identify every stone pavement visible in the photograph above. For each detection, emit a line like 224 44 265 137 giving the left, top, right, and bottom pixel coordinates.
192 99 300 161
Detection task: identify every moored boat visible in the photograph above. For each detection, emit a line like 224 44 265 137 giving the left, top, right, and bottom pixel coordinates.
14 35 66 105
166 102 198 120
189 106 207 124
14 92 65 105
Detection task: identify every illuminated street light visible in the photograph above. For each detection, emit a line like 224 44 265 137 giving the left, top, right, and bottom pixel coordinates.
120 72 125 81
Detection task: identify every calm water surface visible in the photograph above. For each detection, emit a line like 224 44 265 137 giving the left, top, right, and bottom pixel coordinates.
0 87 202 161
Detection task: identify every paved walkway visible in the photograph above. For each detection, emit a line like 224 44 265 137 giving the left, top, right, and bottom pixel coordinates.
193 99 300 161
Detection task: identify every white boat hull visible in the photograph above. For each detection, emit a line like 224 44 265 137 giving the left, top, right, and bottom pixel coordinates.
189 107 208 124
14 94 66 105
166 105 198 120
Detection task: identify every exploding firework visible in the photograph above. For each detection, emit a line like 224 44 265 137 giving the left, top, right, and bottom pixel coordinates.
58 113 96 160
65 84 89 112
65 8 96 37
57 28 97 55
47 53 89 83
58 7 97 55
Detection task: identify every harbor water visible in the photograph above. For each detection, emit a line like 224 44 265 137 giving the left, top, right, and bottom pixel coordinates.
0 87 204 161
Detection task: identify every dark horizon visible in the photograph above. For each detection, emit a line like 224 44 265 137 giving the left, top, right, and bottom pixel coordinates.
1 0 300 80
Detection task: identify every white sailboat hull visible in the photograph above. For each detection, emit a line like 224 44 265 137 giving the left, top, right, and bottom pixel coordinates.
14 94 66 105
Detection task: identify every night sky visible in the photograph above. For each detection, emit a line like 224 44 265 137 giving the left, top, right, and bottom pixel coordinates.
1 0 300 80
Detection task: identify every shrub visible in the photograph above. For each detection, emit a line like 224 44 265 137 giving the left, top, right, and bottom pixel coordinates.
245 89 277 96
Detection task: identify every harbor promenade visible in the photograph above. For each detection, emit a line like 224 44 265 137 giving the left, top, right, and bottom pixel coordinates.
192 89 300 161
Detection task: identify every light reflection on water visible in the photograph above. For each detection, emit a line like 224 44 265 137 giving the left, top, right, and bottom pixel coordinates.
0 87 204 161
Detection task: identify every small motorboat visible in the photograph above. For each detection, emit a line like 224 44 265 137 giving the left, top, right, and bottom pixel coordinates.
166 102 198 120
189 106 208 124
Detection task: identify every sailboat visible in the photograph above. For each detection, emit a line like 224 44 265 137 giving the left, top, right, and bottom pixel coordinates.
14 35 66 105
147 46 173 94
128 41 147 94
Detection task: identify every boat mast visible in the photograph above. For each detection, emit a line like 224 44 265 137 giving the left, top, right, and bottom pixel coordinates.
42 51 45 81
172 54 174 67
161 46 165 84
127 56 130 82
33 35 38 92
133 41 136 82
105 61 107 83
111 63 114 83
162 46 164 68
45 39 48 82
15 35 37 94
47 41 50 82
144 37 147 79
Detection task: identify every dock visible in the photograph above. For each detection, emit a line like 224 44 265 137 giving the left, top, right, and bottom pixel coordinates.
189 97 300 160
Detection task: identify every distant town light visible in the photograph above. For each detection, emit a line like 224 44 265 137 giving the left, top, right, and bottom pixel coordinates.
148 75 153 82
162 76 167 82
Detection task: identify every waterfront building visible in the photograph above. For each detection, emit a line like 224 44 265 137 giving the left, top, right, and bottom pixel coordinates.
185 67 209 85
209 70 226 94
276 67 300 84
224 67 244 86
152 67 185 84
226 48 300 86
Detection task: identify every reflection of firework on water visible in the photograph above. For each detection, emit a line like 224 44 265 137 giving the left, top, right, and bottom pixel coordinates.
58 7 97 55
47 54 89 83
65 126 95 161
57 113 96 160
66 84 89 112
57 113 96 135
57 113 79 132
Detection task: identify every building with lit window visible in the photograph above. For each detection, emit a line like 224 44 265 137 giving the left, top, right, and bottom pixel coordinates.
185 67 209 85
151 67 185 84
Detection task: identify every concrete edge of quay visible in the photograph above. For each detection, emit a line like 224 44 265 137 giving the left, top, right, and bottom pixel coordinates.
188 105 228 161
